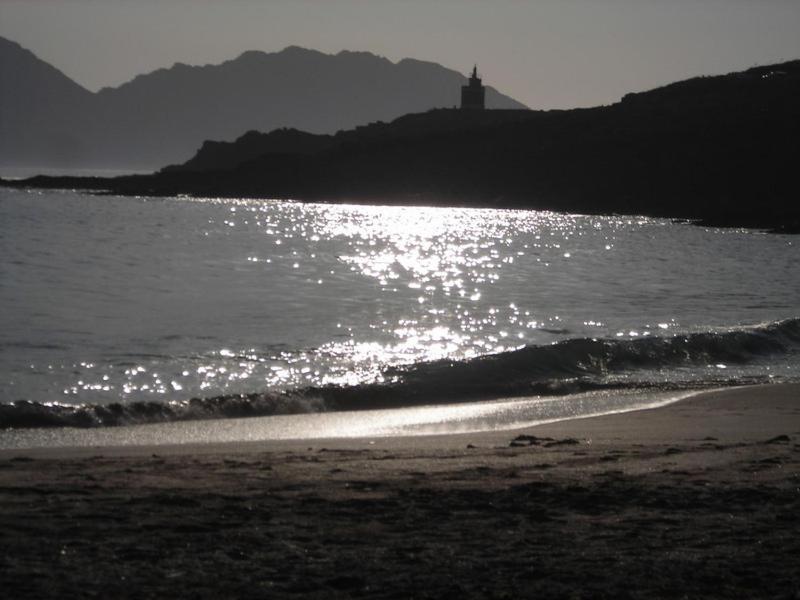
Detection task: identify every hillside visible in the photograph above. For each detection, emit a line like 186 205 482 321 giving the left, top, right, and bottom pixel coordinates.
160 109 536 174
0 37 97 167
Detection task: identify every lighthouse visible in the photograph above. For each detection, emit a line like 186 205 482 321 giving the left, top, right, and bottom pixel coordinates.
460 65 486 110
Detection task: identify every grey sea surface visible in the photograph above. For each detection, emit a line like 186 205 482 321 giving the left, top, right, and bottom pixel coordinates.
0 188 798 432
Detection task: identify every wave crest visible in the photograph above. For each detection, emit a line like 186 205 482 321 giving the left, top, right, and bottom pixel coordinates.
2 318 798 429
0 392 327 429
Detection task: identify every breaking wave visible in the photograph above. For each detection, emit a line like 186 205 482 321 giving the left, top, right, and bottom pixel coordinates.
2 318 798 429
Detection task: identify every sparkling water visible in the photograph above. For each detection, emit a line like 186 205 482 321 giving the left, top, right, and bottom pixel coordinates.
1 188 798 414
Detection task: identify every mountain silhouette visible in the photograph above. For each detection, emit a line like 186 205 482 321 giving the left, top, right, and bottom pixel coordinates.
0 37 96 167
8 59 798 232
0 37 526 170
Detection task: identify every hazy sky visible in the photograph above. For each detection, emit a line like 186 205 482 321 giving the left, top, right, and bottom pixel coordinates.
2 0 799 109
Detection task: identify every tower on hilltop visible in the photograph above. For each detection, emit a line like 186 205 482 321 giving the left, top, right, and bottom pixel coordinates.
460 65 486 110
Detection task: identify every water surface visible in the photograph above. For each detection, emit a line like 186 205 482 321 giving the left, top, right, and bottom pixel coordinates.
1 189 798 429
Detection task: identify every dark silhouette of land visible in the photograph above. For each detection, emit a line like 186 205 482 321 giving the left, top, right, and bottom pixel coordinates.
5 58 798 232
0 36 525 170
461 65 486 109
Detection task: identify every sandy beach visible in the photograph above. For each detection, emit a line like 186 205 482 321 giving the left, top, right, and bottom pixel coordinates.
1 383 799 598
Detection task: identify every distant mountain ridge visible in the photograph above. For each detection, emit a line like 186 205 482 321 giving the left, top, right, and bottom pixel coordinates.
0 37 95 167
0 37 526 170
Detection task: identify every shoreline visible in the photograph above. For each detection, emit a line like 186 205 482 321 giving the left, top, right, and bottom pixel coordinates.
2 383 798 598
0 387 704 455
0 383 795 458
3 180 798 234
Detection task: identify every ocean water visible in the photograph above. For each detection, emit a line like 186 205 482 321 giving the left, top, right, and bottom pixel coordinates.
1 188 798 435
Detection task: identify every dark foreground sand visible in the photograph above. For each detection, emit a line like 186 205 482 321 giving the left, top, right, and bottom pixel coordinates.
1 384 799 599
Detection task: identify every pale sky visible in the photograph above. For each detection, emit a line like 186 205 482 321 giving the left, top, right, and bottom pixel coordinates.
2 0 799 109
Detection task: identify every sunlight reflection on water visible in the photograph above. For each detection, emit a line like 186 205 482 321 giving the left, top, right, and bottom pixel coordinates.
0 389 700 449
1 190 798 406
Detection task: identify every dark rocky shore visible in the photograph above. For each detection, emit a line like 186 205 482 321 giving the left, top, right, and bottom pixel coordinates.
3 60 800 232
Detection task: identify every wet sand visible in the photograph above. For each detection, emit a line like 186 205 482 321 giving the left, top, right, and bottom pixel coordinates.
1 384 799 599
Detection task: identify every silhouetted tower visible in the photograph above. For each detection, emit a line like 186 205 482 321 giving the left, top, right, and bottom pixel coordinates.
461 65 485 110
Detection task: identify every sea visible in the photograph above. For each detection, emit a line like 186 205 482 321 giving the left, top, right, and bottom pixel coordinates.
1 187 798 447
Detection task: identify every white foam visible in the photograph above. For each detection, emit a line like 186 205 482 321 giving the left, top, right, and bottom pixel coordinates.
0 388 701 450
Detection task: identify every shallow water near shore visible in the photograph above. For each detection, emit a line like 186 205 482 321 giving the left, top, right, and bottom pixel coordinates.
1 188 798 430
0 388 700 450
